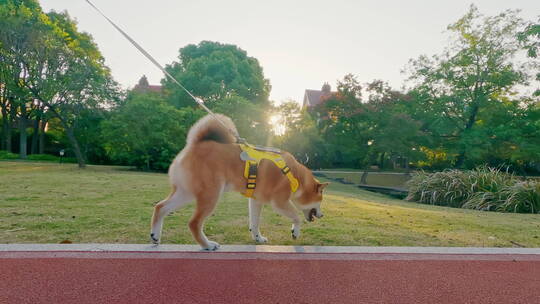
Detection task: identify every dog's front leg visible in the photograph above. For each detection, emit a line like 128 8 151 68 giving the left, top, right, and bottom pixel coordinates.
272 200 301 239
249 198 268 243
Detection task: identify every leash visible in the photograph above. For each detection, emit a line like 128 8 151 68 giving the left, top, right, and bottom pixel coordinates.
84 1 303 197
84 0 245 143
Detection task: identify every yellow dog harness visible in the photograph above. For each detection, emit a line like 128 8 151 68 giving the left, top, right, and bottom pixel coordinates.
239 144 299 198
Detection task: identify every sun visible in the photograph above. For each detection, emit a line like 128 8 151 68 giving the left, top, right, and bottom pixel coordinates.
269 114 286 136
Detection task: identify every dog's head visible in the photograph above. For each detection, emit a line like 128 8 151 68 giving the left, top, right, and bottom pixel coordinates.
293 180 329 222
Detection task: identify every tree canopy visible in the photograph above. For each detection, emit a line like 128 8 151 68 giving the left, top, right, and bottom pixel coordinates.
163 41 270 107
0 3 538 174
0 0 119 167
406 5 538 168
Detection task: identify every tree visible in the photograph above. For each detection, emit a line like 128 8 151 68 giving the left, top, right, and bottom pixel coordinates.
313 74 370 168
210 95 271 145
0 0 43 157
163 41 270 108
407 5 533 167
518 19 540 96
0 2 119 167
0 84 14 152
362 80 425 169
274 103 326 168
72 107 110 164
101 91 204 171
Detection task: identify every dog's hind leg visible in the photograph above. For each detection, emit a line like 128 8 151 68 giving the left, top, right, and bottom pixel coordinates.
272 200 302 240
189 189 222 251
249 198 267 243
150 185 193 244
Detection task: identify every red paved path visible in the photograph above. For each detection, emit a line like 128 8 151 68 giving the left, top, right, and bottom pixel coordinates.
1 251 540 304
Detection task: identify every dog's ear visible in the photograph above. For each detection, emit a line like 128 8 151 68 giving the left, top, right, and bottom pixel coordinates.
317 182 330 194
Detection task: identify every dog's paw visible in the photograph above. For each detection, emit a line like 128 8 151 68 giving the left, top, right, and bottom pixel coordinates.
253 234 268 243
291 225 300 240
150 233 160 244
202 241 220 251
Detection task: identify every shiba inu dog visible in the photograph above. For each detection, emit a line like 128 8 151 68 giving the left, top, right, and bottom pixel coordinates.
150 114 328 250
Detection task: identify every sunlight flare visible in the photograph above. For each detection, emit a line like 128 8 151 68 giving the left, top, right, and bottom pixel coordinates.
269 114 286 136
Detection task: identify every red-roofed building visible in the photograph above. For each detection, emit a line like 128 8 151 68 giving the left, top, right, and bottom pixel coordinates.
302 83 336 109
133 75 162 93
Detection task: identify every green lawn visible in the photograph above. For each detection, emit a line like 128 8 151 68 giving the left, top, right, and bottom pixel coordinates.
2 161 540 247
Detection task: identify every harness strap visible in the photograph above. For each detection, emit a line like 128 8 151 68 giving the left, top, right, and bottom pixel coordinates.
244 161 258 198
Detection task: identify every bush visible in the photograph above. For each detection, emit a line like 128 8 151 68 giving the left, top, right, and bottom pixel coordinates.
27 154 60 161
497 181 540 213
26 154 77 163
0 151 19 159
406 167 540 213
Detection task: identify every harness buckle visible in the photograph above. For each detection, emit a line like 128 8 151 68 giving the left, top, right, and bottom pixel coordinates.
246 163 258 190
281 166 291 175
248 163 258 178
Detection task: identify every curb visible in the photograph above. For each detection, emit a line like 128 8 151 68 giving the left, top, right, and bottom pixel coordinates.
2 244 540 254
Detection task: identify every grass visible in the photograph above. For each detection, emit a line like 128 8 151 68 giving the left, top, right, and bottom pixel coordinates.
2 161 540 247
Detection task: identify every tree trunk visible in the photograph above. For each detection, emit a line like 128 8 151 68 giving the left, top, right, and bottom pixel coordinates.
455 104 480 168
19 105 27 159
66 127 85 168
379 152 386 169
31 116 39 154
7 104 16 152
1 106 10 152
455 153 466 168
39 118 46 154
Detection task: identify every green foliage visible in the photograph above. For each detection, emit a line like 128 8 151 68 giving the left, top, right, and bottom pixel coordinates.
1 3 538 174
274 103 326 168
163 41 270 107
26 154 58 161
0 151 77 162
407 5 535 168
0 0 120 167
73 108 112 164
406 167 540 213
312 75 369 168
101 92 204 171
210 95 271 144
0 150 18 159
26 154 76 163
299 76 425 169
518 20 540 58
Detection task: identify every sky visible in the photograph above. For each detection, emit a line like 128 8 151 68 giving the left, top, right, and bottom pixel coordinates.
40 0 539 103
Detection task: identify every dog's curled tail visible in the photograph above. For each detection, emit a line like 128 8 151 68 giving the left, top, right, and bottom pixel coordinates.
186 114 239 145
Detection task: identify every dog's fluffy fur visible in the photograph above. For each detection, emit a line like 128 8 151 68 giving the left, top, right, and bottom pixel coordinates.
150 114 328 250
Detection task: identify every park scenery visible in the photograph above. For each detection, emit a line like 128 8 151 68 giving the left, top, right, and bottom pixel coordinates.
1 0 540 248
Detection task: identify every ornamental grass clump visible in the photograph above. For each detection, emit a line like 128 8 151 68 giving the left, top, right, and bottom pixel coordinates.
405 170 470 207
497 181 540 213
406 167 540 213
